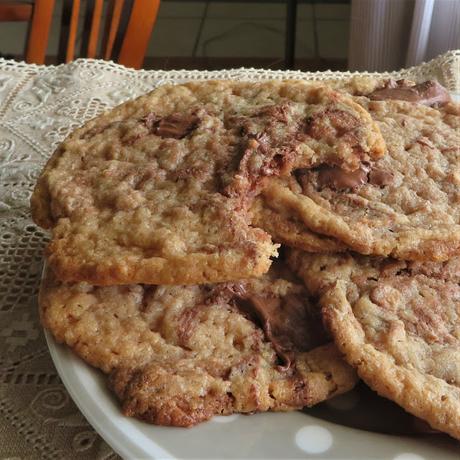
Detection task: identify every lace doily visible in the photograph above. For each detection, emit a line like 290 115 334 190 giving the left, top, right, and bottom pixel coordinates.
0 50 458 459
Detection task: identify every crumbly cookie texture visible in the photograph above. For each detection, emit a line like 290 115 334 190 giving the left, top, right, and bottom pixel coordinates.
257 81 460 261
39 262 357 427
288 249 460 440
31 80 384 285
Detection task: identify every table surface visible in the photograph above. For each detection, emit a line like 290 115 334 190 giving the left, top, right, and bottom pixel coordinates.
0 51 458 459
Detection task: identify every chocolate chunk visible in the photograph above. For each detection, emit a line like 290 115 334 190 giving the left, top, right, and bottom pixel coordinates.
177 304 205 347
154 113 199 139
369 168 394 187
224 133 296 198
241 294 295 369
317 165 369 191
369 80 451 107
229 285 326 371
326 108 360 135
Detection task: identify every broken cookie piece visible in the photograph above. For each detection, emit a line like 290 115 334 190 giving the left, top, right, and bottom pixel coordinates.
31 80 384 285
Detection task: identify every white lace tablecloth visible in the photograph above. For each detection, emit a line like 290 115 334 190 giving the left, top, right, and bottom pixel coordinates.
0 51 459 459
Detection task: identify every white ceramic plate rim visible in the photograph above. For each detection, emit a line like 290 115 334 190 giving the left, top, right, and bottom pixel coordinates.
45 330 174 459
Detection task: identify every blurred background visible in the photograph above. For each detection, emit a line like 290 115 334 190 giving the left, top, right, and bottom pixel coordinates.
0 0 459 72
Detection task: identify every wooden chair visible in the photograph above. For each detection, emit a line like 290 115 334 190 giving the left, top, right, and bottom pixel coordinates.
0 0 160 69
58 0 160 68
0 0 55 64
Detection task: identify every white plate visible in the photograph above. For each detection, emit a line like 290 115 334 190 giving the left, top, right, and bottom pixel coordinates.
45 330 459 460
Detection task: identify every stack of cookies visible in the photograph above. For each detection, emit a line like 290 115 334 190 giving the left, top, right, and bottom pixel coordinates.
31 78 460 439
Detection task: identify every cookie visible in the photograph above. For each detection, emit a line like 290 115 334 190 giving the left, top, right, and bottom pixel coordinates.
39 262 357 427
257 82 460 261
251 194 345 253
31 80 384 285
289 249 460 440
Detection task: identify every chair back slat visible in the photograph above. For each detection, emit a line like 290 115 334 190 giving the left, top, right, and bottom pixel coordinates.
103 0 125 60
4 0 159 68
25 0 55 64
87 0 104 58
118 0 160 69
65 0 81 62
